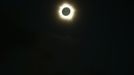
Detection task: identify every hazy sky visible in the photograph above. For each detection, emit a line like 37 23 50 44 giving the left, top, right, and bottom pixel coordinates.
0 0 129 75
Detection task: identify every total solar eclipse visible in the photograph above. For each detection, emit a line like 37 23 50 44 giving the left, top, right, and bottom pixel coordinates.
58 3 75 21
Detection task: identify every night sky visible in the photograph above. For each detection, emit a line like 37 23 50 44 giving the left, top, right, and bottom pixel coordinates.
0 0 129 75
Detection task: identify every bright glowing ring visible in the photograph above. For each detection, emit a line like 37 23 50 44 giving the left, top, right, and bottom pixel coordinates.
58 3 75 21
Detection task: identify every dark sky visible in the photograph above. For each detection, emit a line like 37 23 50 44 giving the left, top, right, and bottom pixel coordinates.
0 0 129 75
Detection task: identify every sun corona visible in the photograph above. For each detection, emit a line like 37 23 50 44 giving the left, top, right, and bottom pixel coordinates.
58 3 75 21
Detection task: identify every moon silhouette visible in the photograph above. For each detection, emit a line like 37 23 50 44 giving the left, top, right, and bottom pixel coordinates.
62 7 71 16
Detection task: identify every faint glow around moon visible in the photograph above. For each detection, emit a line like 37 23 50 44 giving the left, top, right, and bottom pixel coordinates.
58 3 75 21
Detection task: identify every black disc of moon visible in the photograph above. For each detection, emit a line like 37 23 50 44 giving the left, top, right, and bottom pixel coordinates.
62 7 71 16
